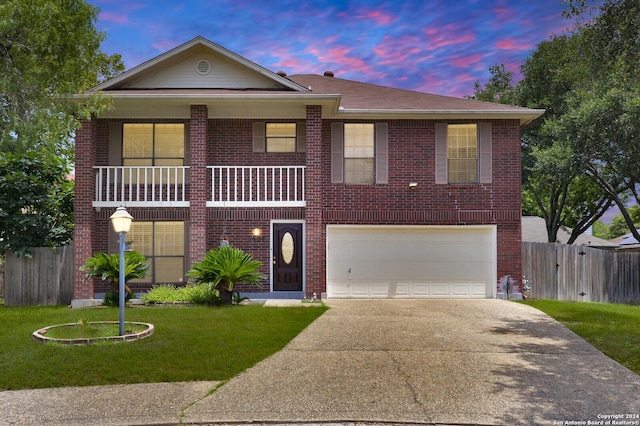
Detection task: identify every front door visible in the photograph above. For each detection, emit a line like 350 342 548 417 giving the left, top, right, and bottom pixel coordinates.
273 223 303 291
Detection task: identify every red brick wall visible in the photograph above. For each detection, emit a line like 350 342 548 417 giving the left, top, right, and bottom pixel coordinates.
189 106 208 266
305 106 325 298
318 118 522 291
75 113 522 298
73 119 97 299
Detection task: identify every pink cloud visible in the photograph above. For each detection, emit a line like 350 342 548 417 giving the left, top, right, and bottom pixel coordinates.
151 39 181 51
448 54 484 68
305 43 385 79
495 38 534 51
99 11 128 24
354 9 396 26
373 35 422 65
424 25 476 50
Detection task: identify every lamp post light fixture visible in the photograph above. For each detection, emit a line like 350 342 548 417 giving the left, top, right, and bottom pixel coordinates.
109 206 133 336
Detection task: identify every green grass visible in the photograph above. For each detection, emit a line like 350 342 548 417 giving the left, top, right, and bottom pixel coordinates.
520 300 640 374
0 304 327 390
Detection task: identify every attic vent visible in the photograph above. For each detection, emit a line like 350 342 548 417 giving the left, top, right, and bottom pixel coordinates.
196 59 211 76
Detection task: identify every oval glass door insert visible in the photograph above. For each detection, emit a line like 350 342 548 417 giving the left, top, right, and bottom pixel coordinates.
281 232 294 264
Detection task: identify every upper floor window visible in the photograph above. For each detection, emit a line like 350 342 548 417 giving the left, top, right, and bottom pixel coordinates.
253 122 305 153
266 123 297 152
447 124 477 183
123 123 185 166
331 122 388 185
344 123 375 184
435 122 492 185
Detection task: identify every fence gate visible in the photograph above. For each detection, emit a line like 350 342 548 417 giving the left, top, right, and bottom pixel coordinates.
522 242 640 304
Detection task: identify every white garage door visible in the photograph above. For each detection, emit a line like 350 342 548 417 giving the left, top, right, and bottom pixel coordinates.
326 225 496 299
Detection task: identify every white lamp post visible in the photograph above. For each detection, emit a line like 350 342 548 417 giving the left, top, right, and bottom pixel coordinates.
109 206 133 336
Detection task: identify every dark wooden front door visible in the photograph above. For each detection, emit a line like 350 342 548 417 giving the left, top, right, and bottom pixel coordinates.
273 223 303 291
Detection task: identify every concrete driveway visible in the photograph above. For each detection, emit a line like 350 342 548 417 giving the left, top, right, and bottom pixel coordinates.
185 299 640 425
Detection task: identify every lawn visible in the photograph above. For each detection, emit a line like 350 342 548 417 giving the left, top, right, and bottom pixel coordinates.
520 300 640 374
0 303 327 390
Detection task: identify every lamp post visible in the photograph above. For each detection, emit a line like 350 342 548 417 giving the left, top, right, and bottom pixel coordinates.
109 206 133 336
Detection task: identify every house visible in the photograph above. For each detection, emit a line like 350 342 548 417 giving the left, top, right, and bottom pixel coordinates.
610 233 640 252
72 36 544 304
522 216 618 250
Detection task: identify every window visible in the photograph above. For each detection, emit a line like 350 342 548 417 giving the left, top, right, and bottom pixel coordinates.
331 122 388 185
344 123 375 184
447 124 477 183
266 123 296 152
123 123 185 183
127 221 185 284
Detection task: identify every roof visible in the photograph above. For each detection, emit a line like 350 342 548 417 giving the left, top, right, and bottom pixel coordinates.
288 74 543 124
522 216 617 249
85 36 545 123
610 232 640 251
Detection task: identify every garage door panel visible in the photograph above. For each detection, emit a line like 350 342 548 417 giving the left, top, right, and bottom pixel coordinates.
327 226 496 299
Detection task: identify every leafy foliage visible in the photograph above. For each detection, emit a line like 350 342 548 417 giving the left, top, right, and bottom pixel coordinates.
472 1 640 243
79 251 149 302
596 207 640 239
0 152 74 256
141 283 223 306
188 246 265 304
467 64 518 105
0 0 124 256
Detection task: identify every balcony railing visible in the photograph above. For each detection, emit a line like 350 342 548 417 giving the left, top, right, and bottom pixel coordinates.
93 166 189 208
93 165 306 208
207 166 306 207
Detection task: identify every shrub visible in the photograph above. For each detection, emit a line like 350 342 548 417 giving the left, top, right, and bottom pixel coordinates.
188 246 264 305
79 250 149 305
141 283 222 305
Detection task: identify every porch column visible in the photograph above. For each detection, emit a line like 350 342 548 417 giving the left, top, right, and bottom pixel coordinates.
304 105 324 298
72 118 97 302
189 105 208 266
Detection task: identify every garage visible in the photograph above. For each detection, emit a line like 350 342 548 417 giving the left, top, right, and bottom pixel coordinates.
326 225 496 298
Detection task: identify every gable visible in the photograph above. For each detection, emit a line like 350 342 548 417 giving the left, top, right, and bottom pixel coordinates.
91 37 306 92
125 49 285 90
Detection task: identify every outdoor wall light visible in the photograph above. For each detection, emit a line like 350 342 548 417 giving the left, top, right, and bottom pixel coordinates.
251 227 263 238
409 182 418 190
109 205 133 336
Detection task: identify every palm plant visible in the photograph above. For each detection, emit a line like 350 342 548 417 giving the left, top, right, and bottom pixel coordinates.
188 246 264 305
80 251 149 304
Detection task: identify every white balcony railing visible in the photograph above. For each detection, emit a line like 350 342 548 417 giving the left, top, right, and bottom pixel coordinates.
93 166 189 207
207 166 306 207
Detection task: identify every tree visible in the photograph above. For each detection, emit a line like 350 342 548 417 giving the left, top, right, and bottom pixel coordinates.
605 207 640 239
0 0 124 255
0 0 123 157
470 39 614 243
467 64 517 105
0 152 74 256
551 0 640 242
510 0 640 243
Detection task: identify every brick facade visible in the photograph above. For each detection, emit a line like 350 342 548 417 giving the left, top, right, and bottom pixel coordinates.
72 113 523 299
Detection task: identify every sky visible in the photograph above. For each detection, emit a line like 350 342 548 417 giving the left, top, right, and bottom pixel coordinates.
89 0 579 99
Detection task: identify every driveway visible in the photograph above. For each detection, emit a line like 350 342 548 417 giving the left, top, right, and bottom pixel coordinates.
185 299 640 425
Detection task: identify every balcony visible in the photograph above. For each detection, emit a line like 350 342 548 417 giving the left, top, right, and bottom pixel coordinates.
93 165 306 208
93 166 190 208
207 166 306 207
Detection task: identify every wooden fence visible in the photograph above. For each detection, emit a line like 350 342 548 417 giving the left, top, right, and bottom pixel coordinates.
522 242 640 304
4 245 74 306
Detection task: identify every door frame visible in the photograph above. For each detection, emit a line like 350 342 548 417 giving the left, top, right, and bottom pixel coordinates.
270 219 306 293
